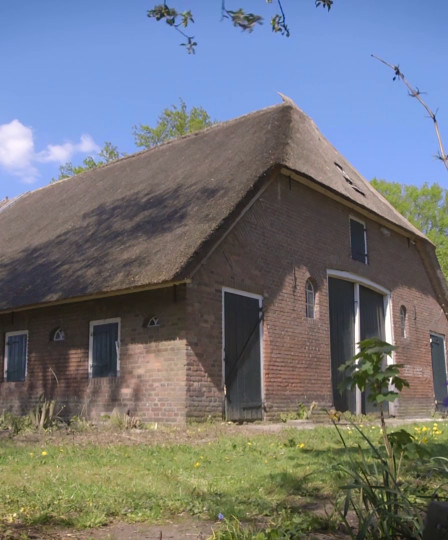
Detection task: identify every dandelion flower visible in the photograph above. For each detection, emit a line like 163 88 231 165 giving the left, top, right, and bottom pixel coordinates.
298 443 305 449
194 461 201 468
41 451 47 456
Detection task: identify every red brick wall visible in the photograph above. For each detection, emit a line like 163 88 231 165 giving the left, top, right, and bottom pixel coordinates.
1 174 446 423
185 173 448 419
0 287 188 423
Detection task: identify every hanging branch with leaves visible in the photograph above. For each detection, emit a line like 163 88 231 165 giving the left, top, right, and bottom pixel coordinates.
147 1 333 54
372 54 448 174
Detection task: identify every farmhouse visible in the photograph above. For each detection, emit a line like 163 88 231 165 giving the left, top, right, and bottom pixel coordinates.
1 99 448 423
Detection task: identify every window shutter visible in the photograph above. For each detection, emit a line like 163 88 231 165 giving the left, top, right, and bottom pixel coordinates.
92 323 118 377
350 219 367 263
6 334 27 382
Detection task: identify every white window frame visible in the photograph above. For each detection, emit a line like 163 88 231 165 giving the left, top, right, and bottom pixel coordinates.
221 287 265 410
327 270 394 415
305 279 316 319
4 330 29 382
400 306 407 338
349 216 368 264
88 318 121 378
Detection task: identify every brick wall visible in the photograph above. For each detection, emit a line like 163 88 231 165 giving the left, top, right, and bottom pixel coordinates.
0 286 188 423
1 173 446 423
185 173 448 419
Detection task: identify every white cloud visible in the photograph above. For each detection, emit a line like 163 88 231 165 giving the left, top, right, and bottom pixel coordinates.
37 134 99 164
0 119 99 184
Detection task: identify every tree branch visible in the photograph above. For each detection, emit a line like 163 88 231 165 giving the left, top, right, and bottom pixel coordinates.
372 54 448 174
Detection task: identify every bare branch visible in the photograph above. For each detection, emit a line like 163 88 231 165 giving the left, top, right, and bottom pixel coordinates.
372 54 448 174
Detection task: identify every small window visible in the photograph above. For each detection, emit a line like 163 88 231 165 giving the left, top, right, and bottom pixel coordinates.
350 218 368 264
51 327 65 342
305 279 315 319
400 306 407 338
4 331 28 382
89 319 120 378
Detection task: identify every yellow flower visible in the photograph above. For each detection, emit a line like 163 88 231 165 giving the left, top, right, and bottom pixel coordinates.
371 426 376 430
414 427 421 432
247 442 252 446
41 451 47 456
348 430 353 435
422 437 428 444
194 461 201 468
29 452 34 457
297 443 305 448
433 426 438 431
421 426 428 432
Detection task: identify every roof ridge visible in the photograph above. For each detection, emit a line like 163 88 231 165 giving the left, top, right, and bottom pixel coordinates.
34 101 289 195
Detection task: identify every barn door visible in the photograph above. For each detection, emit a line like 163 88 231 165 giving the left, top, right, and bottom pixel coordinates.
224 291 263 421
360 286 385 414
328 278 356 413
431 334 447 410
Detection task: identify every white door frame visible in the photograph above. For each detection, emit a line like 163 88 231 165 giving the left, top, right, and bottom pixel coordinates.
221 287 265 410
327 270 394 415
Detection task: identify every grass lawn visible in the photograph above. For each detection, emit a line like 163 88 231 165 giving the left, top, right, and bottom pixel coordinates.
0 420 447 537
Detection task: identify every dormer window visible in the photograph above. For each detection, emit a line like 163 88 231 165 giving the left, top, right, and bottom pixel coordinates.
350 218 368 264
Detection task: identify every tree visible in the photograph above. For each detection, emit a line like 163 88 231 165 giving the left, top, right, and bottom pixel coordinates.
372 55 448 174
147 1 333 53
133 99 214 148
371 179 448 279
51 100 214 182
51 141 122 182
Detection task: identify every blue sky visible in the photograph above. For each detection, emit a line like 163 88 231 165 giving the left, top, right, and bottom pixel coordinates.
1 0 447 199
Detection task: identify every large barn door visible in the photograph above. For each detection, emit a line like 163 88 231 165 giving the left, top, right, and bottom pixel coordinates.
431 334 447 410
224 291 263 421
360 286 386 414
328 278 356 413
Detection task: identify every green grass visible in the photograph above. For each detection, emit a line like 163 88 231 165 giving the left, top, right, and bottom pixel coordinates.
0 421 447 534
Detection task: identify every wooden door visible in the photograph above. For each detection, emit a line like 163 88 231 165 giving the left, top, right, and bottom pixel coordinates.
360 286 386 414
431 334 447 410
328 278 356 413
224 291 263 421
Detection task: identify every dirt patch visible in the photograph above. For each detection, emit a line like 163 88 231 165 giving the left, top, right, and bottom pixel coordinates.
0 518 216 540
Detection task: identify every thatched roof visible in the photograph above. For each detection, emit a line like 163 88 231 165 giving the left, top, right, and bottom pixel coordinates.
0 100 439 312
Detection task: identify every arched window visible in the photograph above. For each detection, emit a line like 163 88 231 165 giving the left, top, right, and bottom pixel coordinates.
400 306 407 338
51 327 65 342
305 279 315 319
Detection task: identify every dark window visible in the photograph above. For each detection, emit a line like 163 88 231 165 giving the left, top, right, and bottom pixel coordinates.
400 306 407 338
350 218 367 263
305 279 315 318
51 327 65 342
5 332 28 382
90 321 119 377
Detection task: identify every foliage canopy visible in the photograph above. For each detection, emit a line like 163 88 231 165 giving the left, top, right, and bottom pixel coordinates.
371 179 448 279
147 1 334 53
52 100 213 182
